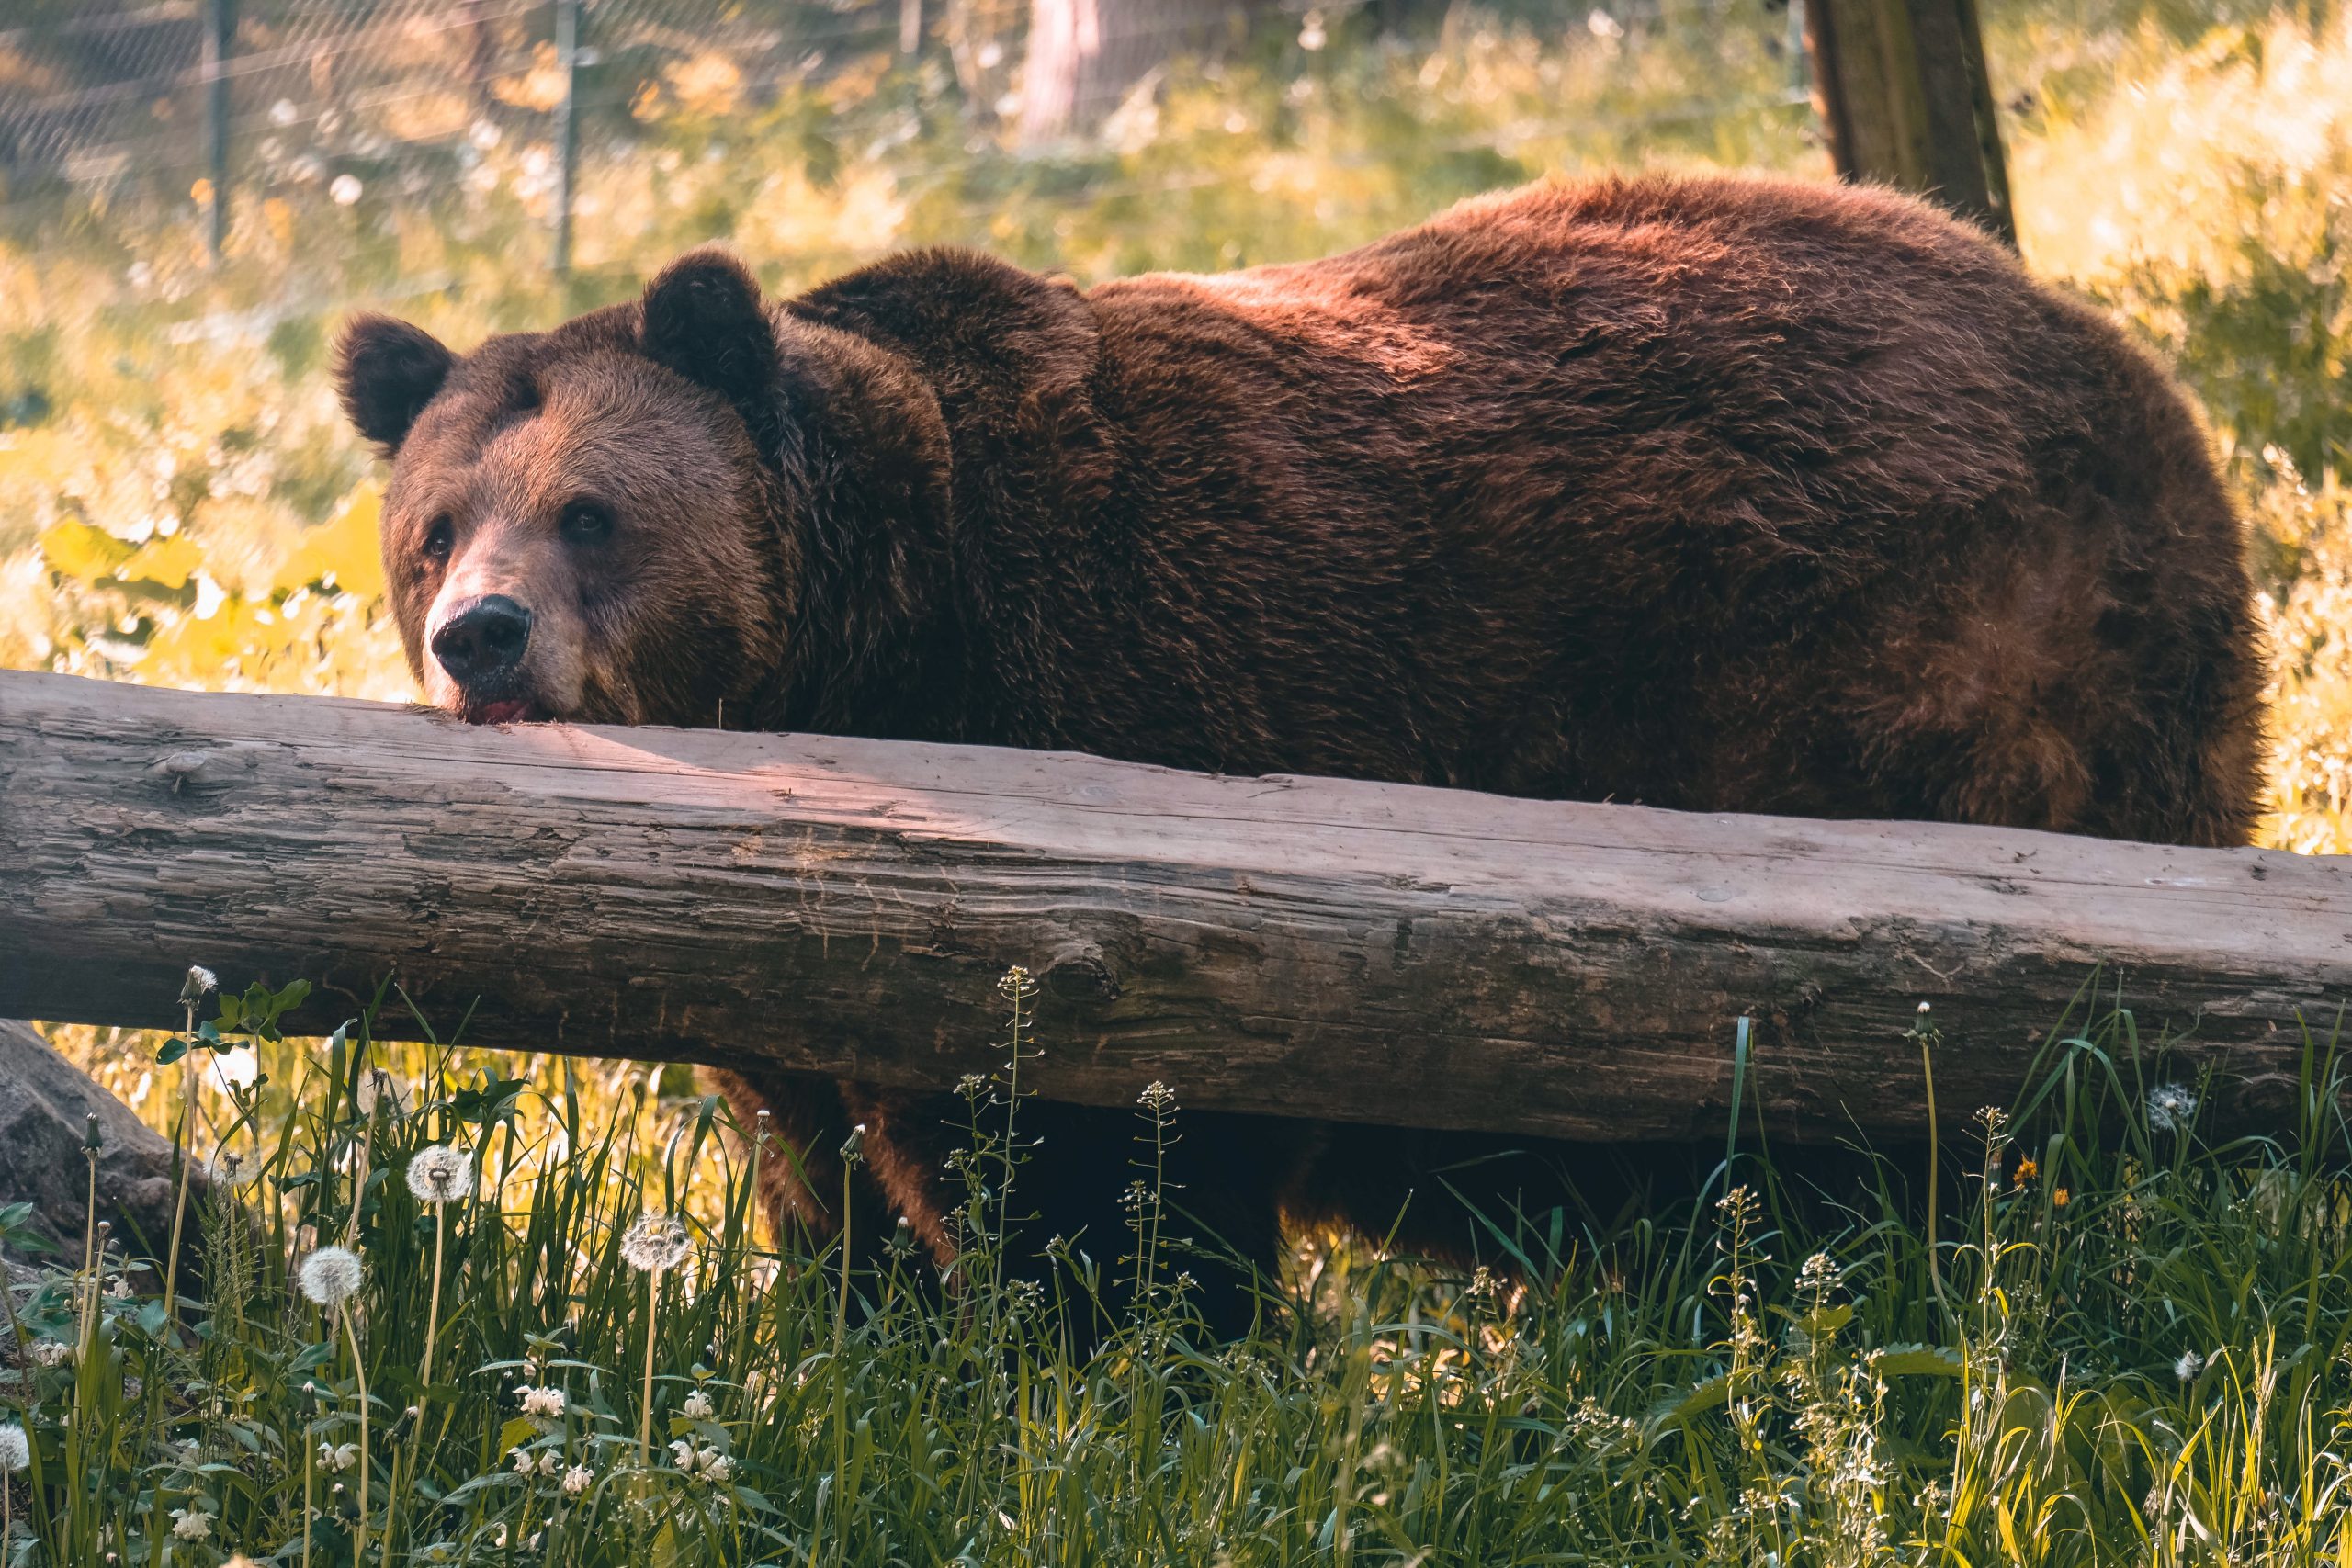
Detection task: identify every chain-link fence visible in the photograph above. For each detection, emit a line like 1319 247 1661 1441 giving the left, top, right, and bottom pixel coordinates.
0 0 1815 278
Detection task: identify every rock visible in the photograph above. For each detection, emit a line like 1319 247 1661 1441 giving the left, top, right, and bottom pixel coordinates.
0 1019 196 1263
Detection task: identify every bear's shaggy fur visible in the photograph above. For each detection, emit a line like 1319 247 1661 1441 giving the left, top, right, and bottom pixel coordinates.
341 173 2264 1337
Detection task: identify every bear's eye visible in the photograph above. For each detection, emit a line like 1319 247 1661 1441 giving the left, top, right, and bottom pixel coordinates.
559 502 615 546
422 517 454 562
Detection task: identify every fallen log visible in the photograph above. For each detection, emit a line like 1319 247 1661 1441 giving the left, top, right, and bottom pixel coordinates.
2 668 2346 1144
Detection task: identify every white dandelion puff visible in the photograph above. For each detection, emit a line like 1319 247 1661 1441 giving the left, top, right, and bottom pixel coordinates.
297 1246 363 1308
2148 1083 2199 1134
0 1423 28 1472
2176 1350 2206 1382
405 1145 474 1205
620 1213 692 1274
182 965 219 1001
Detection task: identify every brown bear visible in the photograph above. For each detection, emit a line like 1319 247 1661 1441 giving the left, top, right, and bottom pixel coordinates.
336 173 2264 1339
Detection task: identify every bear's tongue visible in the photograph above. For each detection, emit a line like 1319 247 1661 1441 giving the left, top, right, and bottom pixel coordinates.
474 698 537 725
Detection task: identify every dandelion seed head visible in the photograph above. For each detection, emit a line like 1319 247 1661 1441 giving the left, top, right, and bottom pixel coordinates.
183 965 218 1000
0 1423 28 1472
296 1245 363 1308
620 1213 692 1274
2148 1083 2199 1134
405 1144 474 1206
2176 1349 2206 1382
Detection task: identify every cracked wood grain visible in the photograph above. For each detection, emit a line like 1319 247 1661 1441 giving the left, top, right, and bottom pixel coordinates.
3 668 2349 1143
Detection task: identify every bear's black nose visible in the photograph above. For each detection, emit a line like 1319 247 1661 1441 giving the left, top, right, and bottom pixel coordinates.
431 594 533 687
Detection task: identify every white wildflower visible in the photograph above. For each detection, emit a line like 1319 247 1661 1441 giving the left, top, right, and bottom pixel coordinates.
509 1446 535 1475
329 174 363 205
2176 1350 2206 1382
28 1339 71 1369
669 1438 695 1470
518 1384 568 1420
560 1462 593 1496
107 1274 135 1299
620 1213 692 1275
319 1440 358 1472
681 1388 714 1421
1795 1252 1844 1296
297 1246 363 1308
405 1145 474 1206
0 1423 28 1472
537 1450 561 1477
697 1447 732 1483
170 1506 214 1540
2148 1083 2199 1134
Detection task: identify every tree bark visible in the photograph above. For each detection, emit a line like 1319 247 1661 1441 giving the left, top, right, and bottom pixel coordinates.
1804 0 2017 245
3 670 2347 1145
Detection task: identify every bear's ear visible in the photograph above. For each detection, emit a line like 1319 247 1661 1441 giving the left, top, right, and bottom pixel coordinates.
639 247 777 426
334 314 454 457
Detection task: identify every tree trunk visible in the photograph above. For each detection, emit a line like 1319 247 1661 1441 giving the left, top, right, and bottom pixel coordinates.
1804 0 2017 245
3 670 2347 1145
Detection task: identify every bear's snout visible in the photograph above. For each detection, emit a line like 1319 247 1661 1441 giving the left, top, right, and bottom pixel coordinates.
430 593 534 705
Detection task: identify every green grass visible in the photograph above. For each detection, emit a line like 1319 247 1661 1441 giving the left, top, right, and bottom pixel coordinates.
12 970 2352 1565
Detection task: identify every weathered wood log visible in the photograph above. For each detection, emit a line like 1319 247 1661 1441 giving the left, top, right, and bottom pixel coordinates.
2 668 2346 1145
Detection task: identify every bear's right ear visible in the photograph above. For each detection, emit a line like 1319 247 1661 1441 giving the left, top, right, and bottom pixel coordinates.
639 248 778 433
334 314 454 457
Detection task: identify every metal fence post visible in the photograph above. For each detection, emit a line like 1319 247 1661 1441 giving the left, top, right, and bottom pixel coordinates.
201 0 233 263
552 0 581 276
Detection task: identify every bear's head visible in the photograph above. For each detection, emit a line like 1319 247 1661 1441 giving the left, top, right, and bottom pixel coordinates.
335 249 949 728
